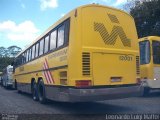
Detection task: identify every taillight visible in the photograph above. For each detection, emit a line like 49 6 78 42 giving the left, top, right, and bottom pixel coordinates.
75 80 91 88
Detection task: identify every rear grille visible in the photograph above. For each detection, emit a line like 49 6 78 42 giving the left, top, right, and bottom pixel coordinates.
136 56 140 75
60 71 67 85
82 52 90 76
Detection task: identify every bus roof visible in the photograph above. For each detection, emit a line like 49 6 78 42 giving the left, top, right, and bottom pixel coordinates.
16 4 133 58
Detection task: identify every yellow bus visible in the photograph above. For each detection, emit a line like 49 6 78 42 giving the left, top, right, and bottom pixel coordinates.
139 36 160 95
12 4 142 103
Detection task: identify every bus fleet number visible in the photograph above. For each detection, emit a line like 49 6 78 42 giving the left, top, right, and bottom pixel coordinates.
119 55 132 61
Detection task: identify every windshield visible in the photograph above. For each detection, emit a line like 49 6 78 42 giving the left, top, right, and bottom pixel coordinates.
139 40 150 65
152 40 160 64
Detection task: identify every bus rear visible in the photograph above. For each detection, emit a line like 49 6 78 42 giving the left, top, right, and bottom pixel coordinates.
139 36 160 95
66 5 142 102
2 65 13 88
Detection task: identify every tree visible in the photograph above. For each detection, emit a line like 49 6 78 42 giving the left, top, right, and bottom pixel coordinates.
7 46 22 57
0 47 7 57
125 0 160 38
0 57 14 72
0 46 22 58
0 45 22 72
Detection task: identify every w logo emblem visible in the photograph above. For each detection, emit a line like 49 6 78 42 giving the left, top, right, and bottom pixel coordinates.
94 14 131 47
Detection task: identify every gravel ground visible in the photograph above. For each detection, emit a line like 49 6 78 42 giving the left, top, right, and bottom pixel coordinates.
0 86 160 120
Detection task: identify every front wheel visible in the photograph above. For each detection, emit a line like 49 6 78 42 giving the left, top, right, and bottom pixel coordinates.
38 79 47 104
32 81 38 101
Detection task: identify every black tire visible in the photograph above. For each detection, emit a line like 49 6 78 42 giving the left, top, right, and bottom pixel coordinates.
38 79 47 104
32 81 39 101
143 87 150 96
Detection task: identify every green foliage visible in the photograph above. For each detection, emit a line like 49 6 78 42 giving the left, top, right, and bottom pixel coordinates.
0 45 22 71
0 57 14 72
0 46 22 57
128 0 160 37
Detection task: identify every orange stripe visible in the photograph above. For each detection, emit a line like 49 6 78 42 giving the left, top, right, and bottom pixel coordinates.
43 63 52 84
43 65 50 84
45 58 55 83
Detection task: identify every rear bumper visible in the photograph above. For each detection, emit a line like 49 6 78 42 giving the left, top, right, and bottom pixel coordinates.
141 79 160 89
47 85 143 102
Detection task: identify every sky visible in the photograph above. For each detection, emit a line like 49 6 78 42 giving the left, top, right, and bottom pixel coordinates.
0 0 128 49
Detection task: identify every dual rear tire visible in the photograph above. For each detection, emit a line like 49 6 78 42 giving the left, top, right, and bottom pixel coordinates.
32 79 47 104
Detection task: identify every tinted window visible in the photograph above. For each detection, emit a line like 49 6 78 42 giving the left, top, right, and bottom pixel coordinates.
50 30 57 50
139 40 150 65
26 50 29 62
28 49 32 61
32 45 35 59
64 19 70 44
22 53 25 64
39 39 44 56
35 43 39 57
57 25 65 47
152 40 160 64
44 36 49 53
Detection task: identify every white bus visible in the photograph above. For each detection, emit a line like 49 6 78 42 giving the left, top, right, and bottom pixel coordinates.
2 65 14 88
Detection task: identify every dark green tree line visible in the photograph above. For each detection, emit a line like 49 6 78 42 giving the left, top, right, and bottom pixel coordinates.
0 46 22 71
125 0 160 38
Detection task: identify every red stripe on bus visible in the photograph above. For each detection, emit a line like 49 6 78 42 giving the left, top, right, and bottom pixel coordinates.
43 63 52 84
45 58 55 83
43 65 50 84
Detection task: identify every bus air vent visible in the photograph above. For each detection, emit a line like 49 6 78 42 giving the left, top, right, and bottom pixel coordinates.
60 71 67 85
136 56 140 75
82 52 90 76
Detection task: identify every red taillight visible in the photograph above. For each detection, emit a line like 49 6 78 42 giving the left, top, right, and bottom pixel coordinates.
75 80 91 88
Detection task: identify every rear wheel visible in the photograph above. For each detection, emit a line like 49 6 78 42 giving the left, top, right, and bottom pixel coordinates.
38 79 47 104
32 81 38 101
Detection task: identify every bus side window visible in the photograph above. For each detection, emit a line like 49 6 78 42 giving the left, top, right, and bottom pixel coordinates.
35 43 39 58
44 35 49 53
64 19 70 44
22 53 24 64
57 25 65 47
28 48 32 61
24 51 27 63
26 50 29 62
23 52 26 63
32 45 35 59
39 39 44 56
50 30 57 50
